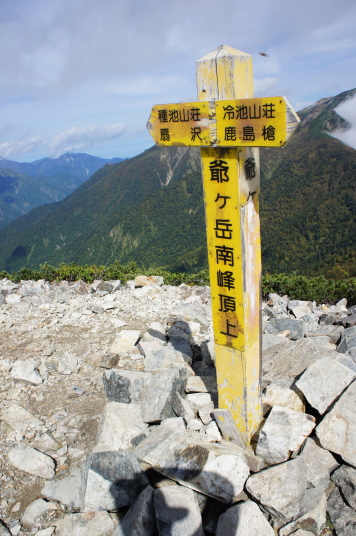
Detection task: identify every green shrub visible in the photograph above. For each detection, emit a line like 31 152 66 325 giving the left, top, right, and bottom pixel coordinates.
2 262 356 305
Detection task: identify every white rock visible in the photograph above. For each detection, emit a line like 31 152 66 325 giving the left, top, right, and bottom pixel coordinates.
263 379 305 412
172 392 195 423
216 500 274 536
140 322 166 344
140 367 188 423
279 490 327 536
83 451 149 512
11 359 42 385
21 499 55 528
111 318 127 328
289 303 312 319
5 293 21 304
8 445 55 479
42 470 84 510
144 346 190 371
138 340 164 356
160 417 186 430
56 352 78 375
113 485 156 536
316 380 356 466
256 406 315 465
31 433 61 453
296 356 356 414
198 402 214 425
205 421 222 442
111 330 141 353
185 376 216 393
54 512 115 536
102 369 152 404
2 403 44 434
139 429 250 503
186 393 213 412
93 401 148 452
299 437 339 489
246 457 308 521
34 528 55 536
134 285 163 299
154 486 203 536
331 464 356 510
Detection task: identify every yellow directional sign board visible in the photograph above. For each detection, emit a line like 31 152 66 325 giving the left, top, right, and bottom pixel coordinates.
147 102 210 147
147 97 298 148
216 97 287 147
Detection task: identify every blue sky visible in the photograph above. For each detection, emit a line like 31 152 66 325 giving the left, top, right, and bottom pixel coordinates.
0 0 355 162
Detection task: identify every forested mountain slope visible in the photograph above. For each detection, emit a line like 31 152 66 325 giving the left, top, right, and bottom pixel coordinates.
0 89 355 276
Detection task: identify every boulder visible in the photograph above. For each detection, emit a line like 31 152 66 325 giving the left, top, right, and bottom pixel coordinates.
11 359 42 385
2 403 44 434
137 429 250 503
55 512 115 536
186 393 214 413
111 330 141 354
216 500 274 536
262 338 343 388
316 380 356 466
299 437 339 489
140 322 166 344
185 376 217 394
199 402 215 425
83 451 149 511
144 347 191 371
140 367 188 423
42 469 84 510
169 302 210 330
8 445 55 479
93 402 148 452
134 285 163 299
154 486 203 536
262 334 287 351
21 498 56 528
102 369 152 403
338 326 356 357
256 406 315 465
264 318 305 340
246 457 307 521
56 352 78 375
279 489 327 536
288 301 312 319
295 356 356 414
172 392 195 423
331 465 356 510
262 379 305 412
327 487 356 536
113 485 156 536
307 324 344 344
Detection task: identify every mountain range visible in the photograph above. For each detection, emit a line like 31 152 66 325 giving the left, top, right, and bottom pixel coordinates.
0 153 124 229
0 89 355 276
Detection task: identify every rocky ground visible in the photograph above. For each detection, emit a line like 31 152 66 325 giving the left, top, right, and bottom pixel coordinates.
0 275 356 535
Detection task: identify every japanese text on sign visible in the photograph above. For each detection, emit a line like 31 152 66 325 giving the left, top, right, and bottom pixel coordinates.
216 97 287 147
148 102 210 147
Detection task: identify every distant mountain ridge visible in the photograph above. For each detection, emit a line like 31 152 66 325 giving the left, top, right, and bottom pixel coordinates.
0 152 124 180
0 152 125 228
0 89 355 276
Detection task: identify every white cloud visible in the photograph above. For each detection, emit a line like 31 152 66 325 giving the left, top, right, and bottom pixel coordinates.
0 0 355 161
254 77 278 95
0 122 126 159
331 94 356 150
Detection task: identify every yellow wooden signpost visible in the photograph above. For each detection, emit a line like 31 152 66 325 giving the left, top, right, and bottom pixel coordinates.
147 45 300 443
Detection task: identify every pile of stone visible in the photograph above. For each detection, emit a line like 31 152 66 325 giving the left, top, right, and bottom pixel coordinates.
1 276 356 535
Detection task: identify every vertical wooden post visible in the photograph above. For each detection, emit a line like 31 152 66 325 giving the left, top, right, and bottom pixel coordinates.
196 45 262 442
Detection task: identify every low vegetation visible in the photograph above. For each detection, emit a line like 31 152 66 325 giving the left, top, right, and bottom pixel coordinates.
1 261 356 305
